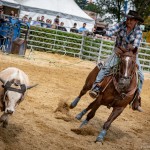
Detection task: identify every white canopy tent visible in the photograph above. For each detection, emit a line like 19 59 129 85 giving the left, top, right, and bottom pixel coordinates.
1 0 20 8
17 0 95 31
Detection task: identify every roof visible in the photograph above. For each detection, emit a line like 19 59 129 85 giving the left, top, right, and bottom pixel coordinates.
19 0 93 22
1 0 20 8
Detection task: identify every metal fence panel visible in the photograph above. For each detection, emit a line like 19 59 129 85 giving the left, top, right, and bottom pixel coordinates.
21 26 150 72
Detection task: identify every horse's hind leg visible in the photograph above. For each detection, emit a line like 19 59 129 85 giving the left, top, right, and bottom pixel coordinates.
95 107 124 143
80 97 102 128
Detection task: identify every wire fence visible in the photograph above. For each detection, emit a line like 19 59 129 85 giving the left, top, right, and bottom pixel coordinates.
21 26 150 72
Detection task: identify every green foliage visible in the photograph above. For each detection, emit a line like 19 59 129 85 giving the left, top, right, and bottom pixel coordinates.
96 0 125 23
131 0 150 20
24 26 115 60
27 26 83 56
75 0 87 9
21 26 150 71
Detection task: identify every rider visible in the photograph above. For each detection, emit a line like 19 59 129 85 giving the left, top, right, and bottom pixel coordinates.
89 10 144 111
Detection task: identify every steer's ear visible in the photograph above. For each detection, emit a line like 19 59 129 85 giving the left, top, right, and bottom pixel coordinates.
0 78 5 84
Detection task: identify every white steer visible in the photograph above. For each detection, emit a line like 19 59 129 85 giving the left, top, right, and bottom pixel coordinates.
0 67 37 127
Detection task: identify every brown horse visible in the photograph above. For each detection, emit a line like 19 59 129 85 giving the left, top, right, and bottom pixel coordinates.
70 48 140 143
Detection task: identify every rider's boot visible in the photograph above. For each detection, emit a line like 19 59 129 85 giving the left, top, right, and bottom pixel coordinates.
132 91 143 112
89 85 102 99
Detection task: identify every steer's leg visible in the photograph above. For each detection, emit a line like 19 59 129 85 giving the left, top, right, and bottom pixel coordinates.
0 113 8 122
3 117 9 128
0 113 9 128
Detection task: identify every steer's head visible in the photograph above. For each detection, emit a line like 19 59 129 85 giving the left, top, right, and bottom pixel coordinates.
0 78 37 114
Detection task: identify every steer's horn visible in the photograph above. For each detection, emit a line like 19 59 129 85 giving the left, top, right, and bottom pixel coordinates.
0 78 5 84
27 84 38 89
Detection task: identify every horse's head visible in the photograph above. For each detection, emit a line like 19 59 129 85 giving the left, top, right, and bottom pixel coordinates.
117 47 137 91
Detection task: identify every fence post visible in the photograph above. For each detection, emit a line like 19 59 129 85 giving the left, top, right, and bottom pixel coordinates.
79 33 85 59
98 38 103 63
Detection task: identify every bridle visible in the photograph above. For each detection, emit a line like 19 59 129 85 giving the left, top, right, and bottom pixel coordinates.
113 51 137 98
2 80 27 104
118 52 136 81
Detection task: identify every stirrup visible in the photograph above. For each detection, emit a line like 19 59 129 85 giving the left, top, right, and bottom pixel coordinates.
89 90 99 99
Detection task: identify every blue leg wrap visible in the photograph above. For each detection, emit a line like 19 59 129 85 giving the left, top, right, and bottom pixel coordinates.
79 119 88 128
70 97 80 108
76 109 87 120
96 129 107 142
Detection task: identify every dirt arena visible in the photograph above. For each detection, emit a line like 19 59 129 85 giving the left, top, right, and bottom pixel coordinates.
0 50 150 150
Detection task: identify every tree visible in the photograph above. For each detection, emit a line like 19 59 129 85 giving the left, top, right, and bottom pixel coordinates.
76 0 150 24
130 0 150 20
75 0 87 9
96 0 125 23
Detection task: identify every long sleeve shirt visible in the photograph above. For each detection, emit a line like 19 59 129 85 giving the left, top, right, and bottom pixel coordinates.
105 21 142 49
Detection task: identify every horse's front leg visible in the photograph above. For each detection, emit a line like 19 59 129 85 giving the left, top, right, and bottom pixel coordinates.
95 107 124 143
70 85 89 109
70 66 100 109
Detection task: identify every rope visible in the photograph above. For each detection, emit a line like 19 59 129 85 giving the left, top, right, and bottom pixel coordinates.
0 51 88 68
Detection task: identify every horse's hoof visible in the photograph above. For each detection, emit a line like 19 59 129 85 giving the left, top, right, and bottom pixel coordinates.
79 120 88 128
95 137 104 144
69 104 74 109
96 129 106 143
75 114 82 120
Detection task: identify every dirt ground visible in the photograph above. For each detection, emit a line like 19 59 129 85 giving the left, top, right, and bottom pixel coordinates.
0 50 150 150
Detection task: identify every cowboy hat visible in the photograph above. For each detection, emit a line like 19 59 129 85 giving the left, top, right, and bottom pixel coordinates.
122 10 144 23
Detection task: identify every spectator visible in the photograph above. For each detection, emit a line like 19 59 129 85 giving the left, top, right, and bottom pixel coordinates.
32 16 41 27
15 14 18 18
40 16 45 22
54 15 60 25
46 19 52 28
28 17 32 23
92 25 97 33
22 15 28 23
0 8 4 19
40 16 45 27
10 10 15 17
58 22 67 31
78 23 88 33
25 17 32 28
70 23 78 33
51 18 59 29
